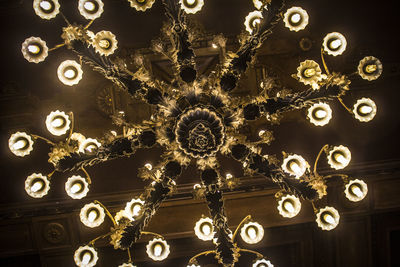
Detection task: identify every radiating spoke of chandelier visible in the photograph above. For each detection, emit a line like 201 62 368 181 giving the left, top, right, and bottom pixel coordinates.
220 0 285 92
161 0 197 84
199 168 238 266
118 160 182 249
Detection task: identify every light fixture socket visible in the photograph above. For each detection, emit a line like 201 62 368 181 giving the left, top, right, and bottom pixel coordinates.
9 132 34 157
327 145 351 170
283 6 309 32
194 217 214 241
244 10 263 34
65 175 89 199
25 173 50 198
240 221 264 244
74 245 98 267
33 0 60 20
281 154 308 178
277 194 302 218
323 32 347 56
80 203 105 228
146 238 170 261
57 60 83 86
316 206 340 231
21 36 48 63
78 0 104 20
352 98 377 122
45 110 71 136
344 179 368 202
357 56 383 81
307 102 332 126
179 0 204 14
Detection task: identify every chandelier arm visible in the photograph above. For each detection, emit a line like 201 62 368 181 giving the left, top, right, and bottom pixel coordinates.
230 144 319 200
243 84 344 120
118 160 182 249
70 39 165 105
162 0 197 84
200 168 239 266
219 0 285 92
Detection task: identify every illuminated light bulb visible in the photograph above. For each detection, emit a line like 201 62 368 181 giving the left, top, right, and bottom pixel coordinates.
86 144 97 152
323 213 335 225
304 68 316 78
40 0 52 11
12 139 27 150
365 64 377 74
28 44 40 54
290 13 301 24
132 204 141 216
110 130 117 136
193 183 201 189
283 200 295 213
201 223 211 236
71 183 82 194
359 105 373 115
31 181 43 192
82 252 92 264
88 210 98 222
211 43 218 48
258 129 266 137
333 152 346 164
145 163 153 170
153 243 163 257
84 1 96 11
289 160 301 175
252 18 261 27
51 118 64 128
99 39 110 49
329 39 342 50
315 109 327 119
186 0 196 5
247 226 257 240
64 69 76 79
226 173 233 179
350 184 363 198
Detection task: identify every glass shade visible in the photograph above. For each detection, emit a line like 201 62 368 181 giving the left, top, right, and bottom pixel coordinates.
240 221 264 244
296 60 324 89
33 0 60 20
9 132 34 157
93 30 118 56
352 98 377 122
25 173 50 198
283 7 309 32
74 245 98 267
65 175 89 199
21 37 48 63
146 238 170 261
80 203 105 228
307 102 332 126
357 56 383 81
194 217 214 241
45 110 71 136
78 0 104 20
119 263 136 267
57 60 83 86
282 154 308 178
79 138 101 153
127 0 155 11
316 206 340 231
244 10 263 34
253 259 274 267
179 0 204 14
327 145 351 170
344 179 368 202
277 194 301 218
323 32 347 56
125 198 145 219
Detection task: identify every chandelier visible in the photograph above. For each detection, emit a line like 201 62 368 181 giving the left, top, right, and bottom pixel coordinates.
8 0 382 266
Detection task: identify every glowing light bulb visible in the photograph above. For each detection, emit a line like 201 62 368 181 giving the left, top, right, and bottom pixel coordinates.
211 43 218 49
99 39 110 49
153 244 163 257
333 153 346 164
315 109 327 119
71 183 82 194
365 64 377 74
359 105 373 115
51 118 64 128
132 204 141 216
145 163 152 170
85 144 97 152
323 213 335 225
304 68 316 78
252 18 261 28
84 1 96 11
110 130 117 136
82 252 92 264
201 223 211 236
31 181 43 192
329 39 342 49
40 0 52 11
226 173 233 179
247 226 257 240
290 13 301 24
28 44 40 54
289 161 301 175
64 69 76 79
283 200 295 213
88 210 98 222
350 184 363 198
258 129 266 137
186 0 196 5
13 139 26 150
193 183 201 189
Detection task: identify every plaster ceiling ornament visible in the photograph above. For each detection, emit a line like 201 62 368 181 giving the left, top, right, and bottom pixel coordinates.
11 0 382 266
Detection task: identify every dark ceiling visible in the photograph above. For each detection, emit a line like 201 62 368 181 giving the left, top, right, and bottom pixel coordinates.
0 0 399 266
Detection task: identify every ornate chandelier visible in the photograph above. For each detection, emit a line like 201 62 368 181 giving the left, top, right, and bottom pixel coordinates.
9 0 382 266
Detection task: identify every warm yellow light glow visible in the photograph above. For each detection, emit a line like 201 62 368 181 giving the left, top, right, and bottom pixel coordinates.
329 39 342 49
31 181 43 192
323 213 335 225
247 226 257 240
283 200 295 213
290 13 301 24
289 161 301 175
359 105 373 115
145 163 153 170
201 223 211 236
333 153 346 164
252 18 261 27
28 44 40 54
99 39 110 49
258 129 266 137
315 109 327 119
110 130 117 136
365 64 377 74
82 252 92 264
211 43 218 49
12 139 27 150
153 243 163 257
186 0 196 5
350 184 363 198
226 173 233 179
132 204 141 216
64 69 76 79
88 210 98 222
40 0 52 11
86 144 97 152
84 1 96 11
51 118 64 128
304 68 316 78
71 183 82 194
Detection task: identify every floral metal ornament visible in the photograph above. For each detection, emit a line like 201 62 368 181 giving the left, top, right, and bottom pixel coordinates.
323 32 347 56
45 110 71 136
358 56 383 81
244 10 263 34
307 102 332 126
93 30 118 56
74 245 98 267
344 179 368 202
65 175 89 199
128 0 156 12
8 132 34 157
327 145 351 170
33 0 60 20
25 173 50 198
80 202 106 228
283 6 309 32
277 194 301 218
57 60 83 86
316 206 340 231
352 97 377 122
179 0 204 14
21 37 48 63
78 0 104 20
146 238 170 261
296 60 324 89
